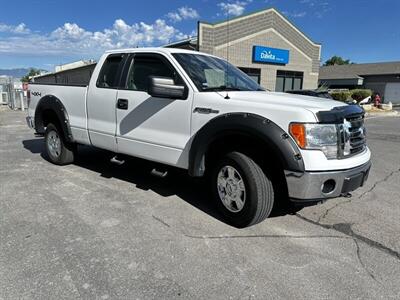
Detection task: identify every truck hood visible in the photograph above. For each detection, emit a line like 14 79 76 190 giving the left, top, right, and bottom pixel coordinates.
217 91 346 114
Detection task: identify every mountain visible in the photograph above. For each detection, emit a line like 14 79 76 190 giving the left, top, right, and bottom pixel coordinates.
0 68 30 78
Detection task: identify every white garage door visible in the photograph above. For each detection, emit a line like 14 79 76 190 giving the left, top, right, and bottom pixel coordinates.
385 83 400 104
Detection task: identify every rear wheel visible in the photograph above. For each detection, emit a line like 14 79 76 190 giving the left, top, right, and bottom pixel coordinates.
44 123 75 165
211 152 274 228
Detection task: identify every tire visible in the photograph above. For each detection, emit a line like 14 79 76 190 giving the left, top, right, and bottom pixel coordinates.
211 152 274 228
44 123 75 165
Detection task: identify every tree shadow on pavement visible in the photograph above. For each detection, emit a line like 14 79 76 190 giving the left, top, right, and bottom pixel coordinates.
22 138 303 225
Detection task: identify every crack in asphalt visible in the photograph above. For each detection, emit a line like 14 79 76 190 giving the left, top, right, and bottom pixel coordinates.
353 239 381 284
152 168 400 273
317 167 400 223
183 233 351 240
357 168 400 200
151 215 350 241
153 210 400 262
295 214 400 261
153 214 394 285
152 215 171 228
316 197 352 224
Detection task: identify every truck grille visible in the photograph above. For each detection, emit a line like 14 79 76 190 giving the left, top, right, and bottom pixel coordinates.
339 114 366 158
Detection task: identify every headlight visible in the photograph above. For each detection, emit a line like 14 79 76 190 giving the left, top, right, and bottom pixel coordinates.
289 123 338 159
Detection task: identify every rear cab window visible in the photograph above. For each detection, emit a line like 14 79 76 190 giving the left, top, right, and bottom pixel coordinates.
96 54 125 88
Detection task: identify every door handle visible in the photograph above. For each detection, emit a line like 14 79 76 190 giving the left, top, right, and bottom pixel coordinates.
117 98 128 110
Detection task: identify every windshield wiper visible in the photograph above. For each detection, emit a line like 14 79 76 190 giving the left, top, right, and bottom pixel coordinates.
202 85 243 92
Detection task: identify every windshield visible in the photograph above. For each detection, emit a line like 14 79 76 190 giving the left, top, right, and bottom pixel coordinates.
172 53 264 92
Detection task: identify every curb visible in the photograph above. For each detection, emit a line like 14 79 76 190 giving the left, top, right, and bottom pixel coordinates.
365 110 399 118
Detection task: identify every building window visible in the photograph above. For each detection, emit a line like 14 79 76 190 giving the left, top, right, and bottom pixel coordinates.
275 70 303 92
238 67 261 84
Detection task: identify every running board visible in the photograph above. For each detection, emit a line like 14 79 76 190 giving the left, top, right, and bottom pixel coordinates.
110 155 125 165
151 168 168 178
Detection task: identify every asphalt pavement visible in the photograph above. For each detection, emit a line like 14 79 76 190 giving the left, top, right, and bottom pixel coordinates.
0 108 399 299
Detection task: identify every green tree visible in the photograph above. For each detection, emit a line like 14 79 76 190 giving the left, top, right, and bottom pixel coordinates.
324 56 353 66
21 68 41 82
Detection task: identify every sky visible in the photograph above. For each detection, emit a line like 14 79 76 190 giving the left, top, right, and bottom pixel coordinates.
0 0 399 70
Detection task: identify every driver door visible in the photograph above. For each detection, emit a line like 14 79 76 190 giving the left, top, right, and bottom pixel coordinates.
115 53 192 166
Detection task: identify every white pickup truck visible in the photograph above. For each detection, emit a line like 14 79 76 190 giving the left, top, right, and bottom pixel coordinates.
27 48 371 227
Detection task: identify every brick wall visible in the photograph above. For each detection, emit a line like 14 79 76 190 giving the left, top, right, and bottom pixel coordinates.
198 9 321 90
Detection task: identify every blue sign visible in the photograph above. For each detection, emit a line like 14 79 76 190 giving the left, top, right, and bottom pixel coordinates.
252 46 289 65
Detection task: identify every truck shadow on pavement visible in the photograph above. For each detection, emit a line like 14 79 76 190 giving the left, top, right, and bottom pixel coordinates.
22 138 301 225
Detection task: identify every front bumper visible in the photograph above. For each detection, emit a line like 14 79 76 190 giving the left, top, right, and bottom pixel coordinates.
285 161 371 202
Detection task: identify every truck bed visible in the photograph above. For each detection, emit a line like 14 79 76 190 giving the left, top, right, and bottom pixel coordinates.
28 83 90 144
32 63 97 86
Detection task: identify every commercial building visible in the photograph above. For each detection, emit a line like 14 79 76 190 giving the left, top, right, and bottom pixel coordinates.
0 75 26 109
0 76 11 104
319 62 400 103
165 8 321 92
54 60 96 73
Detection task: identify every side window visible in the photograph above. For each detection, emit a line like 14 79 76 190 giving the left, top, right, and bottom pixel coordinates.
97 54 124 88
125 55 182 92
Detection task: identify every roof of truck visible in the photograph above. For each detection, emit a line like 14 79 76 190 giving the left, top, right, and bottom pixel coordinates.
105 47 203 55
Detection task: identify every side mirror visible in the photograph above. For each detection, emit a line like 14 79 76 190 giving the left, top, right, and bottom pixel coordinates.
148 76 187 100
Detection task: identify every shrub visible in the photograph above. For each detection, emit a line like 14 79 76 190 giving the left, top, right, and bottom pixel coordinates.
350 89 372 102
331 91 351 102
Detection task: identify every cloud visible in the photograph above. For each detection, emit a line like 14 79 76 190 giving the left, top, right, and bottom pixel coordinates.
178 7 200 19
282 11 307 18
51 23 91 40
0 23 30 34
167 6 199 22
218 1 252 17
299 0 331 18
0 19 192 57
167 12 182 22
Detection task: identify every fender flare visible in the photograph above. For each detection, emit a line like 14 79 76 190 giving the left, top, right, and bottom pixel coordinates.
34 95 74 142
188 113 305 177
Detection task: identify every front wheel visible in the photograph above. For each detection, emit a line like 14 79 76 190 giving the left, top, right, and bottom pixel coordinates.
44 123 75 165
211 152 274 228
